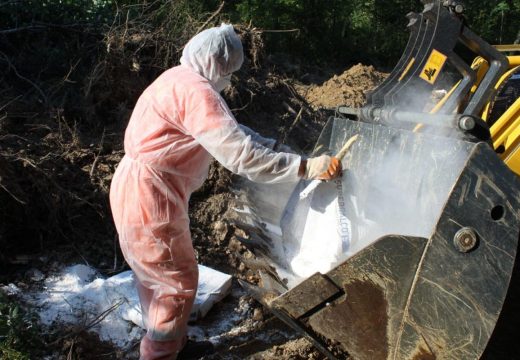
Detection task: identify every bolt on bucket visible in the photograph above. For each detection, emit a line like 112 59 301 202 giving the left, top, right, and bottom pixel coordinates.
233 116 520 359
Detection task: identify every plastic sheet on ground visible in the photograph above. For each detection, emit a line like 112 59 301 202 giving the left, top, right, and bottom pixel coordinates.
24 263 232 348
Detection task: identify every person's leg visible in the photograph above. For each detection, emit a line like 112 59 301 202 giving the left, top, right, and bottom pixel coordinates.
110 163 199 359
140 337 187 360
136 262 198 360
121 225 198 360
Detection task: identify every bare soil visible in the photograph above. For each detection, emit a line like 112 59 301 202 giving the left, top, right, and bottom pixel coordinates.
295 63 387 109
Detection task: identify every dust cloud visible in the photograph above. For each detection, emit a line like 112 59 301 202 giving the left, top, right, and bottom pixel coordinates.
236 66 473 289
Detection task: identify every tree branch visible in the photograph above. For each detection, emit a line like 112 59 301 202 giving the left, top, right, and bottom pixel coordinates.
0 51 47 104
196 1 225 34
0 25 46 35
260 29 300 33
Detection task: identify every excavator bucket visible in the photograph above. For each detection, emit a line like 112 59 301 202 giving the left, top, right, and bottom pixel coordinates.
233 1 519 359
235 116 520 359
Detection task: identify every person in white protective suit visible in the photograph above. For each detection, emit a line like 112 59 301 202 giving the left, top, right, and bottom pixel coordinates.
109 23 341 360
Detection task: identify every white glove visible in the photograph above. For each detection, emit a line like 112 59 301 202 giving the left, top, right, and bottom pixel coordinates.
304 155 342 180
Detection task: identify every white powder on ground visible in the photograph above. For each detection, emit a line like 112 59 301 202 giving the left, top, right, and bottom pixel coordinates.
26 264 143 348
24 263 233 349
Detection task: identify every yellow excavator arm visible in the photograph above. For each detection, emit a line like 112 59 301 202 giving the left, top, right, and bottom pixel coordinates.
481 45 520 174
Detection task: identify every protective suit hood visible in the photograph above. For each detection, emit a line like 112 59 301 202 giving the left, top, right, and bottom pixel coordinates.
180 23 243 91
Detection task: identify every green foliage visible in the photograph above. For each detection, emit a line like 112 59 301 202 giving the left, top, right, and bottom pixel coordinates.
228 0 426 66
2 0 517 68
1 0 113 27
232 0 359 65
464 0 520 44
228 0 519 67
0 294 40 360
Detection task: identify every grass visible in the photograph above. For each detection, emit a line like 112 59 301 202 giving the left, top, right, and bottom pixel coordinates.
0 292 41 360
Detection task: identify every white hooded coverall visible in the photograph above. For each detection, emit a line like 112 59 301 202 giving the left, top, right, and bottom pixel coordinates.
109 24 302 359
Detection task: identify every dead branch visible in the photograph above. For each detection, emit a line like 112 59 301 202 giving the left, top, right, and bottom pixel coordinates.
0 133 29 142
196 1 225 34
0 21 97 35
66 338 75 360
113 234 118 272
282 107 304 144
0 25 46 35
49 299 124 346
90 128 106 178
0 51 47 104
3 152 97 208
0 178 26 205
230 88 255 113
84 300 125 331
0 95 22 112
84 60 106 98
260 29 300 33
72 243 91 267
282 101 297 115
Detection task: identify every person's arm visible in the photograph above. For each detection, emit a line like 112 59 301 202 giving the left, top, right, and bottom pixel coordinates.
238 124 276 150
183 88 301 184
238 124 295 153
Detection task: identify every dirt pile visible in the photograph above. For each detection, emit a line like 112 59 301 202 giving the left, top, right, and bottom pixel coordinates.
298 63 388 109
